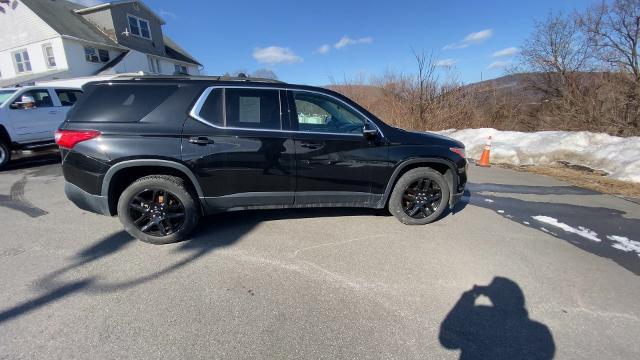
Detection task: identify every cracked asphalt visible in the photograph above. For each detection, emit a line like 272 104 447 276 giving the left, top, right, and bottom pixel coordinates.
0 151 639 359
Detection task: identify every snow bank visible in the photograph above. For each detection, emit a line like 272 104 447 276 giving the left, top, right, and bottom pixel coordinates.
435 128 640 183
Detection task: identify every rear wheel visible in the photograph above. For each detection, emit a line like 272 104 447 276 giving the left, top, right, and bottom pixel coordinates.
0 140 10 170
117 175 200 244
389 167 450 225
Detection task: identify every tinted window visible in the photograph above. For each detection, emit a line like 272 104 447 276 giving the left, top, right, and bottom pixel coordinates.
198 88 224 126
69 84 178 122
15 89 53 108
292 91 365 134
55 89 83 106
225 88 281 130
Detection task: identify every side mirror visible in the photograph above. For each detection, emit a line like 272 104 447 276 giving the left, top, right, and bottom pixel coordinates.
363 128 378 139
11 95 36 109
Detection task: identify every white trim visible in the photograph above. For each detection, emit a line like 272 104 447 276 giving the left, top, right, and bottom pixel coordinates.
74 1 166 25
189 86 383 137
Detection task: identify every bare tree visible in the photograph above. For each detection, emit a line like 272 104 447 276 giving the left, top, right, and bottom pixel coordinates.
579 0 640 128
518 11 593 97
579 0 640 82
251 68 278 80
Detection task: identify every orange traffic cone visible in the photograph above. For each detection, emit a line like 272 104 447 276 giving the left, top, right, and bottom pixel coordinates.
477 136 492 167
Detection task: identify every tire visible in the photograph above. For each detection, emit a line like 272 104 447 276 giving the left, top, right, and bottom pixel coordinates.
0 140 10 170
117 175 201 244
388 167 450 225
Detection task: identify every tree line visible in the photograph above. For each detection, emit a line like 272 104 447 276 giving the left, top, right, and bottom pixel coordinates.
330 0 640 136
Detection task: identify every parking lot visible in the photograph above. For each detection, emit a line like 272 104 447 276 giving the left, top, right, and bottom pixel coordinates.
0 152 639 359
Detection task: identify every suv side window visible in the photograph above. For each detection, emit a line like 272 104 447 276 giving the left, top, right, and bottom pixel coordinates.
225 88 281 130
55 89 83 106
14 89 54 108
292 91 366 134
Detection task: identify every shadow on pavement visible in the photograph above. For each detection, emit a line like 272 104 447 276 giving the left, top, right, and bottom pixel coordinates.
0 207 376 324
0 160 61 218
0 150 60 172
464 182 640 275
439 277 555 360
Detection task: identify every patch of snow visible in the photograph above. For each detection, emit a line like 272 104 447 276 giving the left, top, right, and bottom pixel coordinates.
606 235 640 257
523 221 530 225
484 199 494 203
497 210 505 213
540 227 550 233
435 128 640 183
532 215 601 242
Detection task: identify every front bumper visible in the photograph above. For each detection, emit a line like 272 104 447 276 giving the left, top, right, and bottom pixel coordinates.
64 181 110 216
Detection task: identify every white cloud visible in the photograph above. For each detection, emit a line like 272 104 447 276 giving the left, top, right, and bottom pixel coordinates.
334 36 373 49
487 60 512 69
492 47 519 57
436 59 457 67
443 29 493 50
253 46 303 65
316 44 331 54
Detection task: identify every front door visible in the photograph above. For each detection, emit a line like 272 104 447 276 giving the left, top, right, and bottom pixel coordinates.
8 88 61 143
288 90 389 206
182 87 296 210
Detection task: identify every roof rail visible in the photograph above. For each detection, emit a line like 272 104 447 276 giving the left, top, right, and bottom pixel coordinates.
111 73 284 84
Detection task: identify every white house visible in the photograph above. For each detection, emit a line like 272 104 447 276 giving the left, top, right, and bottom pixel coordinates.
0 0 202 87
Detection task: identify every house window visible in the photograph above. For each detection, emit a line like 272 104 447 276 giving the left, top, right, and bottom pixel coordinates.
128 14 151 40
42 44 56 68
98 49 110 62
174 64 188 74
13 49 32 73
147 55 161 73
85 47 109 63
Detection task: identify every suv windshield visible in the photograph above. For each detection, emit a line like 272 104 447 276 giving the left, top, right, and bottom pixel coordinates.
0 90 17 106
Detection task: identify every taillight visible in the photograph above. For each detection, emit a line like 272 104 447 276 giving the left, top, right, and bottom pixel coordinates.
450 147 465 158
55 130 101 149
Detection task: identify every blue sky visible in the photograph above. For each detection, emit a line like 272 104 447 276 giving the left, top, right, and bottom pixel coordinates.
77 0 595 85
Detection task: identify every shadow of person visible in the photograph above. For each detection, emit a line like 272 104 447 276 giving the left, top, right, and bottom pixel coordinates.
439 277 555 360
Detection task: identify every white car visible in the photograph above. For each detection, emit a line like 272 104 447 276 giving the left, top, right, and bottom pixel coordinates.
0 86 82 169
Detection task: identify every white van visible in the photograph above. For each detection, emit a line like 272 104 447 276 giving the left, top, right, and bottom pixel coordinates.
0 86 82 169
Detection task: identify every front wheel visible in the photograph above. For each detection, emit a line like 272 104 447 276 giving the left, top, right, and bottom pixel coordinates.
389 167 450 225
117 175 201 244
0 140 11 170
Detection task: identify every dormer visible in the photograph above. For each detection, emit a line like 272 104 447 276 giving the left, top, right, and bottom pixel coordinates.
75 0 167 57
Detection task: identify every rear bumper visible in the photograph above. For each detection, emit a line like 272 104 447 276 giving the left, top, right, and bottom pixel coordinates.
64 181 110 216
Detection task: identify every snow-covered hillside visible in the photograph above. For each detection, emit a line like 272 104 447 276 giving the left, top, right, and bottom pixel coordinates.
435 128 640 183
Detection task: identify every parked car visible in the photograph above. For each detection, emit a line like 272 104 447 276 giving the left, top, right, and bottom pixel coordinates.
56 75 467 244
0 86 83 169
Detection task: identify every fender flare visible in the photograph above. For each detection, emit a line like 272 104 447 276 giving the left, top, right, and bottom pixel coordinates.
380 157 459 207
101 159 205 199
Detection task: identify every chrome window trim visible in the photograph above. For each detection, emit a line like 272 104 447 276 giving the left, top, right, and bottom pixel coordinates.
188 85 384 138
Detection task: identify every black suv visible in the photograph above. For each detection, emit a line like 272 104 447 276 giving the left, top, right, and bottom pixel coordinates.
57 75 467 244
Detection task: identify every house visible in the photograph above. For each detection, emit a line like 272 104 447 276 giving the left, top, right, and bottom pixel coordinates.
0 0 202 87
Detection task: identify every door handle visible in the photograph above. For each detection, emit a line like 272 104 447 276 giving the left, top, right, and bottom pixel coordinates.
49 110 58 114
300 142 322 150
188 136 214 145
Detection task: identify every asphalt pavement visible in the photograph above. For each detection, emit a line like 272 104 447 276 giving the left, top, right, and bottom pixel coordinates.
0 152 639 359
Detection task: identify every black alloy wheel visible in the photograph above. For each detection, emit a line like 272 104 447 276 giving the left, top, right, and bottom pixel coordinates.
389 167 450 225
128 188 186 236
401 178 443 219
